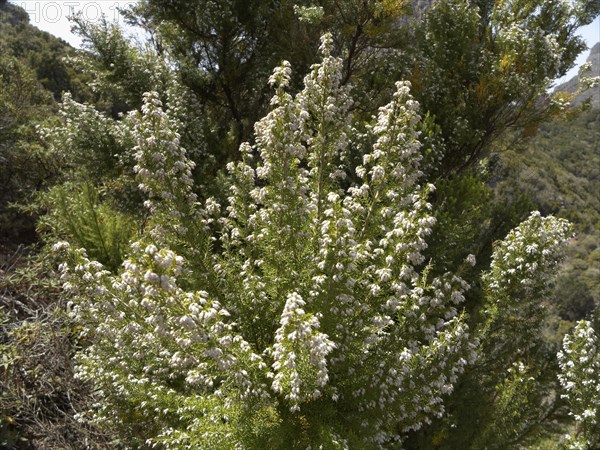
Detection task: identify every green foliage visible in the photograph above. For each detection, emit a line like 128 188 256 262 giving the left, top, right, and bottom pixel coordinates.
472 361 551 448
1 0 597 447
426 174 533 274
47 22 214 196
496 108 600 322
497 109 600 233
407 0 599 177
0 248 114 448
50 41 575 448
46 92 130 183
0 1 93 241
0 54 57 240
554 276 596 322
118 0 600 175
408 211 574 449
39 183 137 272
68 15 171 116
0 0 87 100
123 0 320 159
557 320 600 448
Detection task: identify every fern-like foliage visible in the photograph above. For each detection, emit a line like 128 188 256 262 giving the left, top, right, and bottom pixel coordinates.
42 182 136 272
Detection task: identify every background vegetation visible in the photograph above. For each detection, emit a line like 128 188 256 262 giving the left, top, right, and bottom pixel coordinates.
1 0 598 447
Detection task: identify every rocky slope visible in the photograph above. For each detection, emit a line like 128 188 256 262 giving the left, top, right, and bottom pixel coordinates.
555 42 600 108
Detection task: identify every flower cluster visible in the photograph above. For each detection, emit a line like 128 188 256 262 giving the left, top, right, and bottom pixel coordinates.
55 237 270 448
43 92 133 182
54 34 574 449
270 292 335 412
485 211 572 298
481 211 572 355
216 36 479 444
558 320 600 449
132 92 199 233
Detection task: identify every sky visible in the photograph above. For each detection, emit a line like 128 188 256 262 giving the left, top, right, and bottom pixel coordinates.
554 17 600 85
8 1 600 84
8 1 143 47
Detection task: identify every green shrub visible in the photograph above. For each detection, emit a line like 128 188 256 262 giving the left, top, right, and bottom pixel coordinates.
53 37 573 448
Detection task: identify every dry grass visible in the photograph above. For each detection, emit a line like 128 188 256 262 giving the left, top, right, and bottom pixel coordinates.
0 244 116 449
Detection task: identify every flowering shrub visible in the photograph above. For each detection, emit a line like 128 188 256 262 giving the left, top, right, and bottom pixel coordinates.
481 210 573 358
53 35 573 448
558 320 600 449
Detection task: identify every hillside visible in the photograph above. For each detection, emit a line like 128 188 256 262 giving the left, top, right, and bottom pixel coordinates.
0 0 88 242
0 0 84 99
496 107 600 321
490 43 600 322
555 41 600 108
